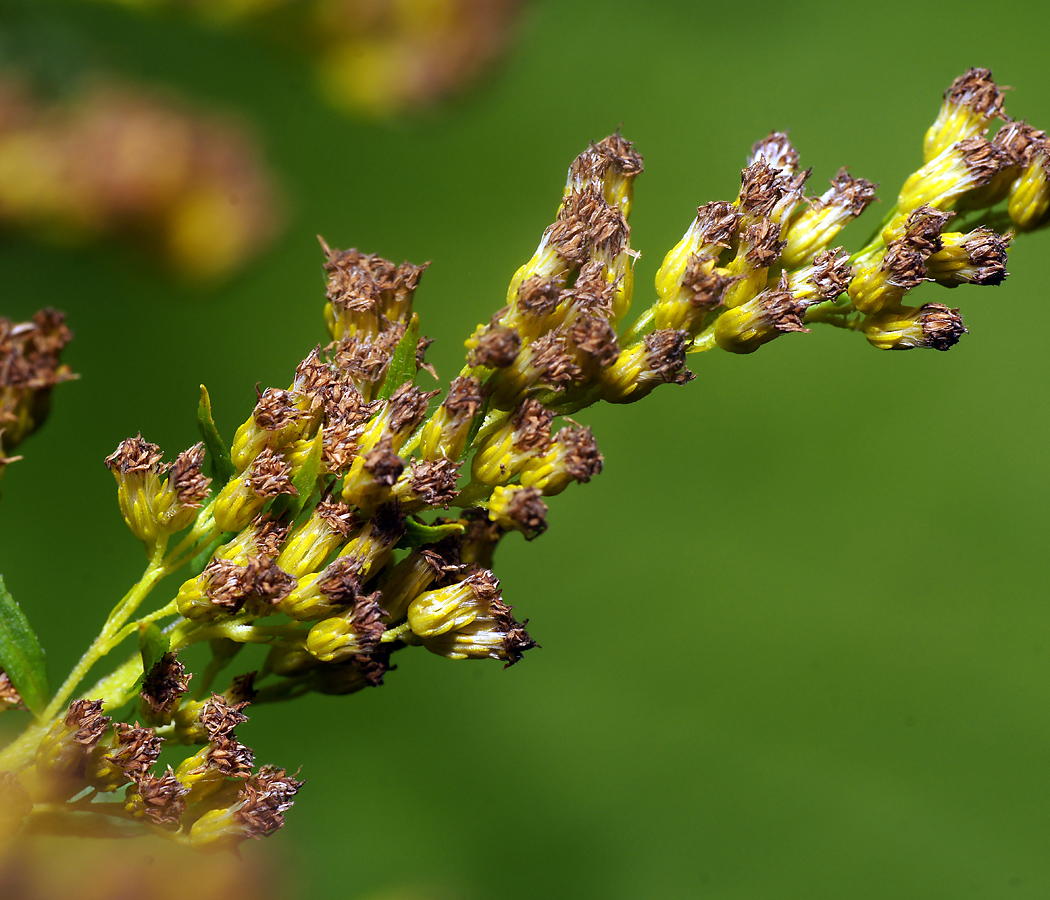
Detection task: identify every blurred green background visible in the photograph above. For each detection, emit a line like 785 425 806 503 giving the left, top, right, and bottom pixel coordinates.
3 0 1050 897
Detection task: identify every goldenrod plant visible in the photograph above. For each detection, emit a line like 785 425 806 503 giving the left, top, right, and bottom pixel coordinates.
0 68 1046 849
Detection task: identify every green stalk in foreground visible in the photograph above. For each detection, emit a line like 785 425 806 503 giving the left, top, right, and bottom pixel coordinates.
1 67 1047 850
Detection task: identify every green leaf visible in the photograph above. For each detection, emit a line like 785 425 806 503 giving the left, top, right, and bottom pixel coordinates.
397 518 465 549
271 426 324 520
138 622 170 680
189 531 233 576
464 390 493 450
0 575 49 716
197 384 236 489
377 314 420 401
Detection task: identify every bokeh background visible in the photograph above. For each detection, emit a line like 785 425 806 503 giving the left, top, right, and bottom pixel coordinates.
2 0 1050 897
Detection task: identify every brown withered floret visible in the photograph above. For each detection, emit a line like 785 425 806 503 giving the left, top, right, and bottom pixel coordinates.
198 694 250 740
570 132 644 184
821 168 879 215
66 699 111 748
694 201 740 249
316 556 365 605
363 439 406 487
756 284 808 335
470 325 521 368
0 671 25 711
682 255 733 311
531 331 582 389
743 218 785 268
517 275 562 317
205 732 255 779
943 67 1006 119
386 383 439 435
511 399 554 452
248 448 297 499
993 120 1048 166
569 315 620 368
739 161 787 218
568 261 618 315
204 555 297 611
253 388 308 431
333 329 404 386
168 442 211 507
749 131 800 174
293 348 335 397
407 457 462 508
643 330 695 386
960 228 1011 284
955 136 1008 179
314 495 358 538
252 516 291 560
900 206 954 254
920 304 968 350
234 765 304 839
442 376 483 421
105 723 163 781
104 434 164 474
881 242 929 290
141 653 192 720
342 591 388 654
131 768 188 827
555 425 603 482
806 248 853 300
503 485 548 538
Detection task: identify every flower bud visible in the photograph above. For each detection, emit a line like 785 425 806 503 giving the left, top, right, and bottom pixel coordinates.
421 595 536 666
390 457 462 511
408 569 501 639
35 699 110 800
176 555 296 621
376 543 464 623
786 247 852 307
485 485 548 539
278 555 364 621
103 435 167 545
213 448 297 534
276 495 357 577
139 652 192 725
847 241 927 315
926 227 1010 286
230 387 321 472
898 137 1006 214
187 765 302 850
923 68 1006 163
779 169 877 268
306 592 386 662
340 437 405 510
519 424 603 496
85 723 162 793
862 303 967 351
714 280 806 353
600 330 693 403
471 399 553 487
722 218 785 309
1008 137 1050 231
419 376 483 461
124 768 188 828
654 253 733 335
336 503 406 578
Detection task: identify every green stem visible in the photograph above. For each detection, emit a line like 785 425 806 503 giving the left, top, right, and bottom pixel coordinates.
620 307 655 346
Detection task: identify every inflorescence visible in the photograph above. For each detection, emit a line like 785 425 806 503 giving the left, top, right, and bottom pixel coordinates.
0 68 1046 849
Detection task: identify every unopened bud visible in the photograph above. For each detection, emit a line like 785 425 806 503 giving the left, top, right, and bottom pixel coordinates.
862 303 967 351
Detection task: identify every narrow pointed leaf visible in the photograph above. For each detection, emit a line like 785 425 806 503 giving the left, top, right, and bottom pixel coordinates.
272 425 324 520
377 314 420 401
0 576 49 716
197 384 235 488
138 622 170 681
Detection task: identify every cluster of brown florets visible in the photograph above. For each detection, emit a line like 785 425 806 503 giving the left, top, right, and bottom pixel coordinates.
25 668 302 849
0 309 75 481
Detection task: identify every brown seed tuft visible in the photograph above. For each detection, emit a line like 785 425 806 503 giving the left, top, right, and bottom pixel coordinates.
920 303 967 350
469 325 522 368
511 399 554 452
104 434 163 474
141 653 192 720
